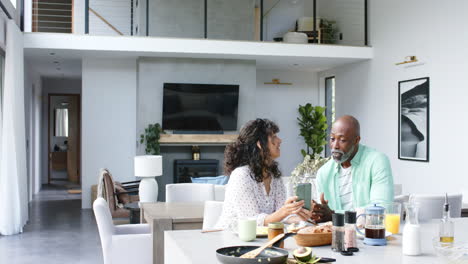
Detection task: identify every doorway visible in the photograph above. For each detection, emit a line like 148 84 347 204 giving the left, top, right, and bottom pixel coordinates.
48 94 81 191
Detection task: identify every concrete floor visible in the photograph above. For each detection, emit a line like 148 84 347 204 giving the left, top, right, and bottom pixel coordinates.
0 184 103 264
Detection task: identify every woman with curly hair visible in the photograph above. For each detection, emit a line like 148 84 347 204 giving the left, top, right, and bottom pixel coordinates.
215 118 312 230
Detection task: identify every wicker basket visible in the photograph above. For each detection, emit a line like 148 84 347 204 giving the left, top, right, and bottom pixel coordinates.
294 232 332 247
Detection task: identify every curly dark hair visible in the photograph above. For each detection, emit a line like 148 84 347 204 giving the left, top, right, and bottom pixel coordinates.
224 118 281 182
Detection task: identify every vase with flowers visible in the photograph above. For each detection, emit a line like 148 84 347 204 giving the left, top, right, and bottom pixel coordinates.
290 104 330 200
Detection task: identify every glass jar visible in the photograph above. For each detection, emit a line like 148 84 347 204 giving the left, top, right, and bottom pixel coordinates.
344 211 357 250
331 213 345 252
268 222 285 248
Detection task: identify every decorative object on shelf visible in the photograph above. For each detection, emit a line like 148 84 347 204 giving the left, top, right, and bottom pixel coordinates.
297 17 320 32
398 77 429 162
395 56 418 65
320 18 339 44
134 155 162 202
140 123 164 155
283 32 308 44
290 103 330 195
290 154 329 198
264 79 292 85
192 145 200 160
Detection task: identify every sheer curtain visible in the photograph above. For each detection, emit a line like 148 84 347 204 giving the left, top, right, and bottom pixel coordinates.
0 19 28 235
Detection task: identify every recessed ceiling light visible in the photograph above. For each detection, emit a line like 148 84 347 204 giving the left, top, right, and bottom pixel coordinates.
53 61 59 64
56 68 61 71
50 52 55 55
293 64 299 66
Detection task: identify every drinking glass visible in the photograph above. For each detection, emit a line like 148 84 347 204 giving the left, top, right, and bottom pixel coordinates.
238 218 256 242
385 202 402 234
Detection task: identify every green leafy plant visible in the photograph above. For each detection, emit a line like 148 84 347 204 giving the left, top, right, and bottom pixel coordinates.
297 103 328 157
140 123 164 155
320 19 339 44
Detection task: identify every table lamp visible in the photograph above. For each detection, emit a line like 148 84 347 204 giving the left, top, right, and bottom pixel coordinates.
134 155 162 203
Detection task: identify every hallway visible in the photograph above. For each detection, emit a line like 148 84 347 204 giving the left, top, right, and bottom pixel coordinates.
0 185 102 264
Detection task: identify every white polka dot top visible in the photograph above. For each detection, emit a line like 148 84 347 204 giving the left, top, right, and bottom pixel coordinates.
215 165 286 230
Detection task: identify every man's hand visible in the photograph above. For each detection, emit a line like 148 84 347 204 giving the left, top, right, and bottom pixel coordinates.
311 193 334 223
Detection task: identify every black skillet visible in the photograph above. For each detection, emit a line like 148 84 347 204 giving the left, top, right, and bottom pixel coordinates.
215 232 295 264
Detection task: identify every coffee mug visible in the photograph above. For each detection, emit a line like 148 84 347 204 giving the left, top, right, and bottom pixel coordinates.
238 218 256 242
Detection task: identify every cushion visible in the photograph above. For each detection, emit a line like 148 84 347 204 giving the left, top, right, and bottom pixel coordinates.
191 175 229 185
115 182 130 204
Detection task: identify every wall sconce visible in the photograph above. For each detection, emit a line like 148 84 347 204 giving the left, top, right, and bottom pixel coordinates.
264 79 292 85
396 56 418 65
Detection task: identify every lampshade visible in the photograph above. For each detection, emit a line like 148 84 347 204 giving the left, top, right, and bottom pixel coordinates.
134 155 162 177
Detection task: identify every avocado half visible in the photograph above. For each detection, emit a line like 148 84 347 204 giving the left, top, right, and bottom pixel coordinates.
293 247 313 262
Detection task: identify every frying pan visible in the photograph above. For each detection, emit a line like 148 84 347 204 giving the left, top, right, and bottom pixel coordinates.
216 246 288 264
216 232 295 264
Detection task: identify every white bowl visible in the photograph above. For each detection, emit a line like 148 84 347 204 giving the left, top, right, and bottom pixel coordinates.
432 238 468 263
283 32 308 44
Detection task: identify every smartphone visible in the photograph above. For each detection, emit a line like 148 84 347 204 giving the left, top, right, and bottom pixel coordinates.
295 183 311 210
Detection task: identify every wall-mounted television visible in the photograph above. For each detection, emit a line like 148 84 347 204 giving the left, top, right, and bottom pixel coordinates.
162 83 239 132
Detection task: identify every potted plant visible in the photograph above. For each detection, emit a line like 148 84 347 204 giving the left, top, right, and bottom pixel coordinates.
290 104 330 196
140 123 165 155
320 19 339 44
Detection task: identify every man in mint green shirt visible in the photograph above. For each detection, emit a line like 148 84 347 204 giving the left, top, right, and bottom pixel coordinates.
312 115 394 222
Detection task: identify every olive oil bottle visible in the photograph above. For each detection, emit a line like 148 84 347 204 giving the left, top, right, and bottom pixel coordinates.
439 193 454 243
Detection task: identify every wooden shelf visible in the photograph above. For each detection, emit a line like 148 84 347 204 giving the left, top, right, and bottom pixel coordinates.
159 134 238 145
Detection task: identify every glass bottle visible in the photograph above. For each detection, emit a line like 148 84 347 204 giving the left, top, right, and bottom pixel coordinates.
268 222 285 248
402 202 421 255
439 193 454 243
331 213 345 252
344 211 357 250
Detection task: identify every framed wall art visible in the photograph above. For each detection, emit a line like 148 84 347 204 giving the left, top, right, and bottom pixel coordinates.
398 77 429 162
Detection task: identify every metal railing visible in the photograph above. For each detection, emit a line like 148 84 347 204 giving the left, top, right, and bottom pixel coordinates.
32 1 72 33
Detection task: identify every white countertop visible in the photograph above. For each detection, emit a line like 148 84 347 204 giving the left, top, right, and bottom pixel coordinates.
165 218 468 264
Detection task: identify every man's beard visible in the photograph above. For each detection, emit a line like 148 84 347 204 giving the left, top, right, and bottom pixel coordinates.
331 144 356 164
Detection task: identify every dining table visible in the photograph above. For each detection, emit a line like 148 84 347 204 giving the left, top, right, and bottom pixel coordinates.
140 202 205 264
164 218 468 264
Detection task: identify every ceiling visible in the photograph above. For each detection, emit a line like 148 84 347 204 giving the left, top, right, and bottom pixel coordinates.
24 33 372 78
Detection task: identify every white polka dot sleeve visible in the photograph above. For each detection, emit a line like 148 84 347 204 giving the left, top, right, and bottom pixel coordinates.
215 166 288 230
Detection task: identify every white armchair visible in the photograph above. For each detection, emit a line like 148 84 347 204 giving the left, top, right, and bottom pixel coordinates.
165 183 215 202
93 198 152 264
214 185 226 201
202 201 224 229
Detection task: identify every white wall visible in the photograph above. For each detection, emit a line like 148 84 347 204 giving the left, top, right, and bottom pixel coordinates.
24 61 42 200
317 0 365 46
137 58 256 136
318 0 468 195
41 78 81 185
82 57 137 208
73 0 85 34
148 0 204 38
206 0 255 40
263 0 309 41
256 69 320 176
137 58 256 200
24 0 31 32
89 0 131 36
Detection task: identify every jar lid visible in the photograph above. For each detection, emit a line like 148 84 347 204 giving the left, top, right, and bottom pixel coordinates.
345 211 356 224
268 222 284 229
332 213 344 226
365 204 385 214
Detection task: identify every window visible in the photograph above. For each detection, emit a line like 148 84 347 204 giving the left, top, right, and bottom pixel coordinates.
325 76 335 157
9 0 16 8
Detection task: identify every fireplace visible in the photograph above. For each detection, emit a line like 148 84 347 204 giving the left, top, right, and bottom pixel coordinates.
173 159 219 183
